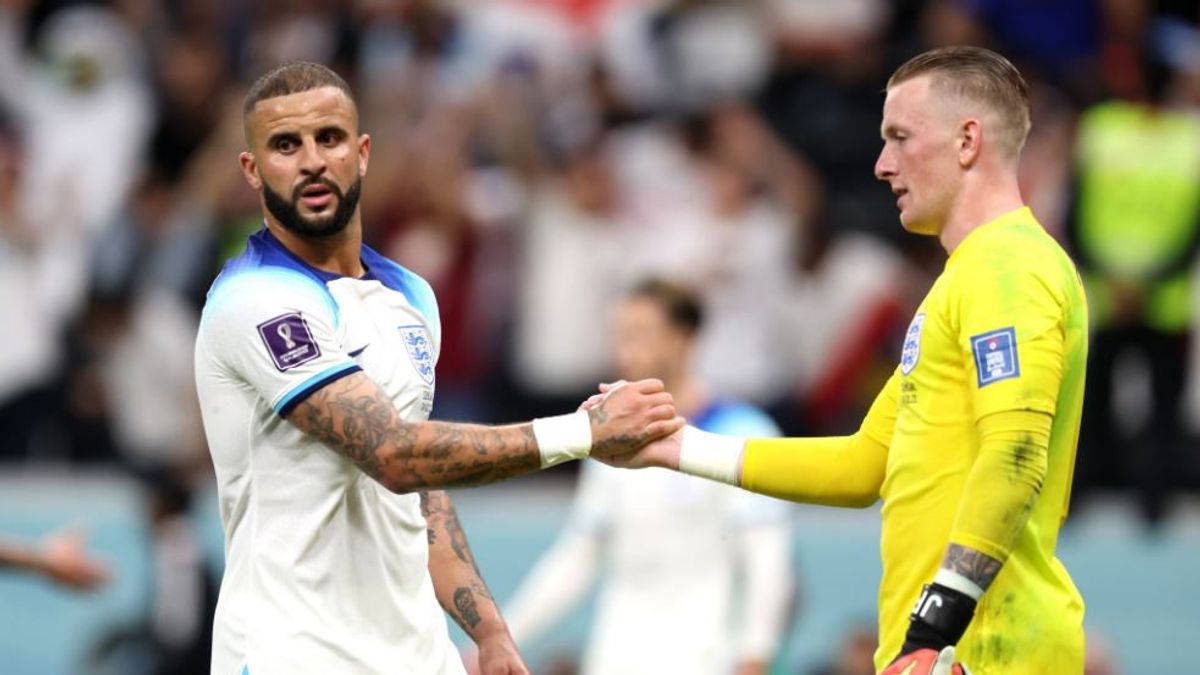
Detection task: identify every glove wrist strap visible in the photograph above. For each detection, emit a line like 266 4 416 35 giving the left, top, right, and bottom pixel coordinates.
901 582 977 654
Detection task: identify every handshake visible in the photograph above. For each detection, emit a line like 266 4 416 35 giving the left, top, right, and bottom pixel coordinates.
542 378 686 471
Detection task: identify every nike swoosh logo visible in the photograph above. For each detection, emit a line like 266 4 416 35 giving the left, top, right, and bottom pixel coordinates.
348 344 369 358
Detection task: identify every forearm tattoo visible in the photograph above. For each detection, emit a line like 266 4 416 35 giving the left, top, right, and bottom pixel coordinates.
453 587 482 629
421 491 498 635
290 374 540 491
941 543 1003 591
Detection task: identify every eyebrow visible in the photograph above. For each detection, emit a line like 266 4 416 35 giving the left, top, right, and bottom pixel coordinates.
881 124 905 140
316 125 349 140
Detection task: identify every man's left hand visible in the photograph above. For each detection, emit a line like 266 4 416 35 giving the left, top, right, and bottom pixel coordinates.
881 647 971 675
465 634 530 675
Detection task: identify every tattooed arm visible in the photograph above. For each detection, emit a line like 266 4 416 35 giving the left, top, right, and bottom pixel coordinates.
287 372 681 494
938 543 1001 591
421 491 528 675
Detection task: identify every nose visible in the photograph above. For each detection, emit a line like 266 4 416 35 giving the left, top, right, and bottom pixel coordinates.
874 144 894 181
298 137 327 176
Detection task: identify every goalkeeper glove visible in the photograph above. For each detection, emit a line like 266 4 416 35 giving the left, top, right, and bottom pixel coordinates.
882 581 978 675
880 646 971 675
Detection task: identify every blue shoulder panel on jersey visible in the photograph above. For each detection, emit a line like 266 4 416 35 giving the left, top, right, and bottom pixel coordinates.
274 362 362 417
207 228 341 322
692 400 781 438
359 244 441 331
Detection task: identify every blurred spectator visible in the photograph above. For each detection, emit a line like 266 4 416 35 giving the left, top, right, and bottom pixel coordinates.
243 1 346 78
682 108 801 404
511 137 625 414
503 280 795 675
756 0 901 243
922 0 1105 105
148 31 227 184
599 0 772 113
0 114 63 458
0 527 111 591
0 4 153 239
774 224 923 435
1068 27 1200 524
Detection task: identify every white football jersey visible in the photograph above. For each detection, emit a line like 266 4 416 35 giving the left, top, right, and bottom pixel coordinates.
194 228 465 675
505 401 793 675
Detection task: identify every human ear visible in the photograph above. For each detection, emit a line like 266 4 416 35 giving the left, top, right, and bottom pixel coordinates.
958 118 982 167
239 151 262 190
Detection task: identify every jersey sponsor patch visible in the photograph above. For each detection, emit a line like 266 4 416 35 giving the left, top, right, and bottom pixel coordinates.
258 312 321 371
399 325 435 385
900 312 925 375
971 327 1020 387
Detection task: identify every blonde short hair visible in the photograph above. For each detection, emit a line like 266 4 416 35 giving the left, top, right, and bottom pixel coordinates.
888 46 1032 157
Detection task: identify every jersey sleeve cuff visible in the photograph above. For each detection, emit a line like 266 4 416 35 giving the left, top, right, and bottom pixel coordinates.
946 532 1011 566
275 362 362 417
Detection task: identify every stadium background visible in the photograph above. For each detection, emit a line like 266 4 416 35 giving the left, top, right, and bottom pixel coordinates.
1 0 1198 673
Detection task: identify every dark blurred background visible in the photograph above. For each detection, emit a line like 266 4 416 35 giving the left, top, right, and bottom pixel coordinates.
0 0 1198 673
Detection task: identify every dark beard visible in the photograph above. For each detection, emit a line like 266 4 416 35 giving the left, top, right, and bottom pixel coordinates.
262 175 362 239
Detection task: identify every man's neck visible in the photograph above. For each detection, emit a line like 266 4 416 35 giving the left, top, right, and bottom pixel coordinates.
266 217 366 278
937 173 1024 254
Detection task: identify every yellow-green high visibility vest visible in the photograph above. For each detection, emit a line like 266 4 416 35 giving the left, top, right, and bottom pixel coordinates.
1074 100 1200 331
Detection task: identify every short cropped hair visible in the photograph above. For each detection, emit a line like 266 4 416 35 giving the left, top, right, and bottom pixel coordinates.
243 61 355 116
628 279 703 336
888 46 1032 157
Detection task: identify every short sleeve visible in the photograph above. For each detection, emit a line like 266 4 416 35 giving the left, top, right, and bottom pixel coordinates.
200 268 361 417
952 258 1066 420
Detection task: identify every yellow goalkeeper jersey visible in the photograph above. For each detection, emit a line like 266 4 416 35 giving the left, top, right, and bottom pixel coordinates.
865 207 1087 674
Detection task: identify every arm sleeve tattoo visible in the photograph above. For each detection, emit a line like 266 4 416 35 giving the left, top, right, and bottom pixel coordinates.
421 491 505 638
941 542 1003 590
289 371 539 492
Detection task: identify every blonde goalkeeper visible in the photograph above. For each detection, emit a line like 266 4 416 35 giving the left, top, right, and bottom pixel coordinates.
596 46 1087 675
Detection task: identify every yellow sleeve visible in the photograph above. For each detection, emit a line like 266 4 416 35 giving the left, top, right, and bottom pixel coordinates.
948 409 1051 562
739 373 897 508
952 252 1065 419
946 251 1068 561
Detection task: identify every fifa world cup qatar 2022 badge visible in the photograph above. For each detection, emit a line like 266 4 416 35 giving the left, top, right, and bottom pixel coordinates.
398 325 435 386
900 312 925 375
258 312 322 371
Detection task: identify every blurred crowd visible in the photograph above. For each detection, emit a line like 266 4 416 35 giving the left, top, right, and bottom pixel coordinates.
1 0 1199 672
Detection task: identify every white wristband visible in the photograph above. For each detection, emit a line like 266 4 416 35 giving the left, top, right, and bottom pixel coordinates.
678 425 744 485
532 410 592 468
933 568 985 601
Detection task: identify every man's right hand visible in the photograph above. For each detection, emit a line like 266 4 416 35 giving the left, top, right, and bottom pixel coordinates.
585 379 684 461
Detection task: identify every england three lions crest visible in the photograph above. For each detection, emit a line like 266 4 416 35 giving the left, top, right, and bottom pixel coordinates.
900 312 925 375
399 325 436 385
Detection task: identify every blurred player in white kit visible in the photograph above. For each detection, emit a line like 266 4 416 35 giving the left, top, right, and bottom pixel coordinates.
504 280 795 675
